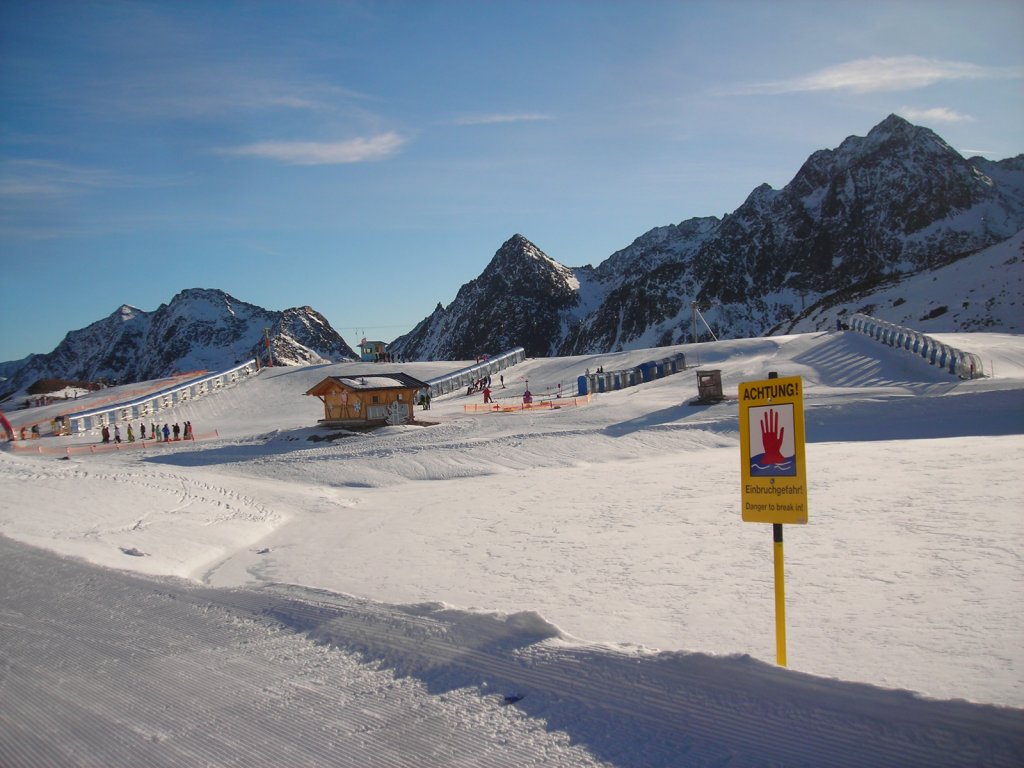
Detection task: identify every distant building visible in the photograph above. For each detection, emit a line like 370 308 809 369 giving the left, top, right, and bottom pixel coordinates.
305 373 428 427
359 339 389 362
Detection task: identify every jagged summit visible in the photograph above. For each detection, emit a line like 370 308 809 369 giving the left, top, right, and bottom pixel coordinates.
486 235 581 290
857 113 960 159
172 287 230 300
498 233 534 251
865 112 922 140
487 234 543 269
116 304 142 320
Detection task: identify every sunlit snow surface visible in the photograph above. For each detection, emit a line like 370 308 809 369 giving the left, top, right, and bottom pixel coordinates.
2 330 1022 766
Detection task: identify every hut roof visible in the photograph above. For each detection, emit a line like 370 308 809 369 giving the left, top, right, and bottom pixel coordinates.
305 372 428 397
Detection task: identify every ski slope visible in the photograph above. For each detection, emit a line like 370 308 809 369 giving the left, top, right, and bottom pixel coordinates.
2 329 1023 766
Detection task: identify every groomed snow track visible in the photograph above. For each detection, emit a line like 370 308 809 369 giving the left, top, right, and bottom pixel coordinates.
0 537 607 768
2 536 1021 768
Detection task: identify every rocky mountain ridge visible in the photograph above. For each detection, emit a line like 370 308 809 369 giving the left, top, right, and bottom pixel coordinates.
1 289 356 396
389 115 1024 360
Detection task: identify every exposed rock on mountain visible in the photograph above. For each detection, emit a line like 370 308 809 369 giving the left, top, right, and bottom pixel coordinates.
391 235 587 359
391 115 1024 360
1 289 355 395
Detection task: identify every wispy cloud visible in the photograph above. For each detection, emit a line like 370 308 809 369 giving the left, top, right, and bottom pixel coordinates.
897 106 975 124
0 222 112 240
108 75 367 120
726 56 1015 96
451 113 553 126
218 132 407 165
0 159 155 199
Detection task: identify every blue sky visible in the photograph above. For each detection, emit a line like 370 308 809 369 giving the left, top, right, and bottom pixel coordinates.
2 0 1022 363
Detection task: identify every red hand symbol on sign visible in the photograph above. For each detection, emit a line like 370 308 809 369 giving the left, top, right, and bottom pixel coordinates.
759 408 786 464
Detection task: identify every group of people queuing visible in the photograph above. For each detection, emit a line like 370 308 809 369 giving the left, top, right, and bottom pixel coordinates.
100 421 195 445
483 376 533 406
468 374 507 401
369 352 404 363
462 372 550 406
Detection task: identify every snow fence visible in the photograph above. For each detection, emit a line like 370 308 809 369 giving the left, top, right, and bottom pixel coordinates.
848 314 983 379
65 360 260 435
425 348 527 398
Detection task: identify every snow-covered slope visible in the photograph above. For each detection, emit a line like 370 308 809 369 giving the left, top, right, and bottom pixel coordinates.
4 330 1023 698
2 330 1022 765
783 229 1024 333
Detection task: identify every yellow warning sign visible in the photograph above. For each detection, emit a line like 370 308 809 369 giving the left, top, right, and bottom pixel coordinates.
739 376 808 524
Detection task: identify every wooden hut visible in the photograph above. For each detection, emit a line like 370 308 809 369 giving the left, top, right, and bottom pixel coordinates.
305 372 428 427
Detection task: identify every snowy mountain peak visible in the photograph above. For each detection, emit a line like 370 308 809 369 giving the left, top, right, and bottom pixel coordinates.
1 290 357 394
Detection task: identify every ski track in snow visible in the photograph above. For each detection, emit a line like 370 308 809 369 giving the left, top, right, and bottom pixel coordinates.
1 535 1021 768
0 537 609 768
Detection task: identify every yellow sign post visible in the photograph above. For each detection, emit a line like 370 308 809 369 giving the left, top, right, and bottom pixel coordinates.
739 373 808 667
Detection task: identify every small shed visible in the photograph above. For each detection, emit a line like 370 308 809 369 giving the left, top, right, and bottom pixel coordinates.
694 369 724 403
305 372 428 427
359 339 389 362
